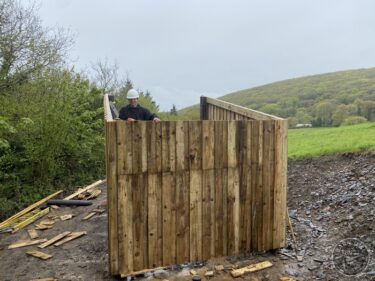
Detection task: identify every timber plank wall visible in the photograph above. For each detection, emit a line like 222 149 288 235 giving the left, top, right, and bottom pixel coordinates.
104 95 288 276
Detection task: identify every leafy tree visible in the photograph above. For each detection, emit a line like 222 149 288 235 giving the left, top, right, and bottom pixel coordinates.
0 0 73 91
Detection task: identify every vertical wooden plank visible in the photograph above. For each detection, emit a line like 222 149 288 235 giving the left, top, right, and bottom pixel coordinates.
189 170 202 261
228 121 237 168
237 121 248 252
245 121 253 251
202 121 215 170
117 121 132 175
227 167 240 255
176 171 190 264
148 174 163 267
214 168 224 256
222 168 228 256
202 169 215 259
251 121 263 251
118 175 133 275
161 122 171 172
257 121 264 251
132 122 142 174
176 121 188 172
273 120 288 248
262 120 274 251
269 121 275 250
133 173 148 271
140 122 148 173
106 121 118 275
188 121 202 170
162 172 176 265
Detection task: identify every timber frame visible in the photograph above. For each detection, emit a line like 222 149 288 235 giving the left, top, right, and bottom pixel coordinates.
104 94 288 277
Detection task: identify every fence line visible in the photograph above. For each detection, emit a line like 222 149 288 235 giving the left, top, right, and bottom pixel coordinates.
105 118 287 276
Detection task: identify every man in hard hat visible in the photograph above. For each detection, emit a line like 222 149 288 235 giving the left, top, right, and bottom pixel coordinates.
119 89 161 122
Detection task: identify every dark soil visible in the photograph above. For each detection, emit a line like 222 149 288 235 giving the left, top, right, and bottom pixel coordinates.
0 153 374 281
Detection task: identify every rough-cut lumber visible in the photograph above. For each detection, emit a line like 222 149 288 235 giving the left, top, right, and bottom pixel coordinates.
0 191 62 229
82 212 96 220
12 208 50 233
54 231 86 246
38 231 71 248
8 239 48 249
26 250 53 260
28 229 39 239
64 179 105 200
231 261 273 277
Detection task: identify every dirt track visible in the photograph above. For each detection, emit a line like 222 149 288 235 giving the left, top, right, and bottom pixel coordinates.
0 153 374 281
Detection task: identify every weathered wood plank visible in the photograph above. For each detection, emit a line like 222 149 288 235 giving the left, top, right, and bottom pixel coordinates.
228 121 237 168
188 121 202 170
227 167 240 255
117 121 132 175
133 173 148 271
161 122 171 172
202 169 215 259
245 121 253 251
106 121 118 275
214 168 224 256
176 121 188 172
273 120 288 248
176 171 190 264
118 175 133 275
202 121 215 170
189 170 202 261
162 172 176 265
262 120 273 250
147 174 163 268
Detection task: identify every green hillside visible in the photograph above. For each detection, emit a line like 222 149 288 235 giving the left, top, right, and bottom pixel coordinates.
288 122 375 159
179 68 375 127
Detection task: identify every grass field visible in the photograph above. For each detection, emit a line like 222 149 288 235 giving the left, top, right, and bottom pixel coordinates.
288 122 375 159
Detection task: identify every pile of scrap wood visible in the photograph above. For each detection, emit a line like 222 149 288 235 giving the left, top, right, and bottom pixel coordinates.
0 179 105 233
0 179 106 273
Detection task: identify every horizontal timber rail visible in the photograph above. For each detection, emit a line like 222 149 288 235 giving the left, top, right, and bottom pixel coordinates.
200 96 283 121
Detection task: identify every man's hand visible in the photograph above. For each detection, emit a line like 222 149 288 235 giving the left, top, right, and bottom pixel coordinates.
153 117 161 123
127 118 136 122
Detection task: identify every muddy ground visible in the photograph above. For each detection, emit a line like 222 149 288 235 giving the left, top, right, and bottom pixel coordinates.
0 153 374 281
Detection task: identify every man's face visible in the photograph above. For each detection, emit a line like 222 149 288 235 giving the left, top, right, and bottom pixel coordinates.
128 98 138 108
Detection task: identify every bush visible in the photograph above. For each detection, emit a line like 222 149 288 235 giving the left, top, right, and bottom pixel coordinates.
341 116 368 126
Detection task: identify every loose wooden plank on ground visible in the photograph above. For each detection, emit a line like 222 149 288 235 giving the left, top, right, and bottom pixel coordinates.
8 239 48 249
54 231 86 246
231 260 273 277
26 250 53 260
12 207 50 233
39 231 71 248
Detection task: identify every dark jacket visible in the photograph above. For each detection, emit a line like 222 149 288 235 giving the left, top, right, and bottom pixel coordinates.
119 104 157 121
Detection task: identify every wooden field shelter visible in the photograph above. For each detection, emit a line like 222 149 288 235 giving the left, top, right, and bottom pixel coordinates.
104 95 288 277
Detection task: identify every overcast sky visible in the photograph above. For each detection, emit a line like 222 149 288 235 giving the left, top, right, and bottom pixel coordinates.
32 0 375 110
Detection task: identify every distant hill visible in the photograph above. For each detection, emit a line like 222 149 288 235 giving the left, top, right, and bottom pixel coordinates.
178 68 375 127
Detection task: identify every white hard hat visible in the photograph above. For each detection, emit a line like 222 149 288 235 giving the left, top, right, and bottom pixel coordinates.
127 89 139 99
